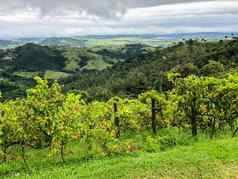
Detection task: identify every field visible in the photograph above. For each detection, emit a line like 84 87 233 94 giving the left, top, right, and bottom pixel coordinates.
44 71 71 80
81 36 173 48
1 130 237 179
0 33 230 49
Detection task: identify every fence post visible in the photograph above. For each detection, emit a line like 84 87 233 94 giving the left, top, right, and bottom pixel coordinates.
151 98 157 135
232 127 238 138
114 102 120 138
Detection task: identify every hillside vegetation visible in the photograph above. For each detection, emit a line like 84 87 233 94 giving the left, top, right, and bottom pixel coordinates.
64 38 238 100
1 37 238 178
0 43 152 99
1 38 238 100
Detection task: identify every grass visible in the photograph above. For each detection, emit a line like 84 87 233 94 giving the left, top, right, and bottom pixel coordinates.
14 71 40 79
44 70 71 80
1 130 238 179
83 58 112 71
84 37 176 48
14 71 71 80
63 48 81 72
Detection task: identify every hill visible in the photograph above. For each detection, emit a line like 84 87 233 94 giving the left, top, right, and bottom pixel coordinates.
0 43 153 99
63 38 238 100
1 37 238 100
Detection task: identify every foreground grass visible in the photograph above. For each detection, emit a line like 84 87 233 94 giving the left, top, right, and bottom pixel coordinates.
1 136 238 179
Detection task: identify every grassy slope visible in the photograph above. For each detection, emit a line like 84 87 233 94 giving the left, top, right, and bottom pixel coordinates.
44 70 71 80
83 58 112 71
2 137 238 179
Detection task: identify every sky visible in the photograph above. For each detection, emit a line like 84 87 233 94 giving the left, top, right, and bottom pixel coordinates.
0 0 237 39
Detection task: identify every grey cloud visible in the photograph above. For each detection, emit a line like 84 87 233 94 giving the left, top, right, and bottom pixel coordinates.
0 0 226 17
0 0 237 38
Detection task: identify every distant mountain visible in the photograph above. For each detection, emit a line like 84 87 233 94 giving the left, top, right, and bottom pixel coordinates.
157 32 238 40
0 40 21 49
0 32 237 49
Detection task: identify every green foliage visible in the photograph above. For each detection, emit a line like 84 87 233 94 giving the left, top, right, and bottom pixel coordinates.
1 38 238 170
64 39 238 99
144 135 160 152
201 60 225 76
1 73 238 165
174 63 199 77
15 43 65 71
2 39 238 100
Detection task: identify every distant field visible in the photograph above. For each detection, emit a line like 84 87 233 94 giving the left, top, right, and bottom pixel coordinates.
14 71 39 79
14 71 71 80
44 71 71 80
0 33 232 49
83 37 173 48
83 58 112 70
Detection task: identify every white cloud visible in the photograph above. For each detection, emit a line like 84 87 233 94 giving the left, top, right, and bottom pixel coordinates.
0 1 237 38
0 0 226 17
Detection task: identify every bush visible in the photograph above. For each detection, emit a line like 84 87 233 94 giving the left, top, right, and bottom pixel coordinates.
144 136 160 153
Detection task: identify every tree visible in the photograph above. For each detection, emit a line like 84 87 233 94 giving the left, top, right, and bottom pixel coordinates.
213 74 238 131
0 99 31 168
26 77 65 147
52 93 83 162
173 76 214 136
201 60 224 76
174 63 199 78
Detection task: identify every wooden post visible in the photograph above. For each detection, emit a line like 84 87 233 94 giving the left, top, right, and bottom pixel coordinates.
114 103 120 138
191 97 198 137
151 98 157 135
21 143 29 170
232 127 238 138
60 140 65 163
210 117 216 139
3 126 7 162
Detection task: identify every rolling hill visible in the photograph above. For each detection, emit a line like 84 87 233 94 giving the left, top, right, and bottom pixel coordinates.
1 36 238 100
0 43 153 99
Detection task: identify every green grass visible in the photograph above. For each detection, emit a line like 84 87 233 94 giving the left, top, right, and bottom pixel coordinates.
44 70 71 80
83 37 175 48
1 130 238 179
83 58 112 71
63 48 81 72
14 71 40 79
14 71 71 80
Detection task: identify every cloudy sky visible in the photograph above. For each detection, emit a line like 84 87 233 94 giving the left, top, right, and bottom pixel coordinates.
0 0 237 39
